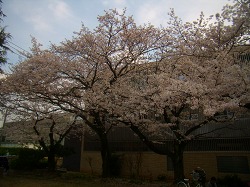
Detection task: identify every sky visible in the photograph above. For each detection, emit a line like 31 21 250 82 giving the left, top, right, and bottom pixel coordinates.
2 0 232 72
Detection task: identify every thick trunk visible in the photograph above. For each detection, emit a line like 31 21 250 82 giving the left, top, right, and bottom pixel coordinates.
47 150 56 171
128 122 187 182
171 141 186 183
48 130 56 171
78 112 112 177
100 134 111 178
38 140 56 171
172 153 185 182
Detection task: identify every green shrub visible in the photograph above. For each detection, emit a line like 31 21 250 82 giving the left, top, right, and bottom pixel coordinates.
10 148 46 170
0 147 22 156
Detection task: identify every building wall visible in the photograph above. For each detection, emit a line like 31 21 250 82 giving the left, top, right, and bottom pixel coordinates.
80 151 102 175
80 151 250 181
62 135 82 171
184 151 250 181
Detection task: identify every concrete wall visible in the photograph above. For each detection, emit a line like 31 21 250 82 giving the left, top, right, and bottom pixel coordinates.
63 135 82 171
185 151 250 181
80 151 250 181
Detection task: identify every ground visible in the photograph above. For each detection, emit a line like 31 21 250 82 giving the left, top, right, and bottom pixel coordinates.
0 170 171 187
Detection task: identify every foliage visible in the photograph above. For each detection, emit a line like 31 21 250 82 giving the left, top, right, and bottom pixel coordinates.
0 0 11 72
0 147 22 156
2 113 83 171
10 148 46 170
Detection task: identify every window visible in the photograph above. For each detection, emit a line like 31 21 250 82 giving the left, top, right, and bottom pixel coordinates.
190 113 199 120
217 156 250 174
214 110 234 120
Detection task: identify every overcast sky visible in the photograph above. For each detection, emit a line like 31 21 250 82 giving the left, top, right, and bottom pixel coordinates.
2 0 231 72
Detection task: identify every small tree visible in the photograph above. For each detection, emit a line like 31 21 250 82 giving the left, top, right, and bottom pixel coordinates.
0 0 11 72
31 114 81 171
0 87 83 171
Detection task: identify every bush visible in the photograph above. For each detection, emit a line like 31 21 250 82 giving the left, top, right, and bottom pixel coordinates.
0 147 22 156
10 148 46 170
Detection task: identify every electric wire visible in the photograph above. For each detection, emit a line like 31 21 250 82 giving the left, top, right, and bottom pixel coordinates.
7 40 30 54
6 43 27 59
5 39 31 59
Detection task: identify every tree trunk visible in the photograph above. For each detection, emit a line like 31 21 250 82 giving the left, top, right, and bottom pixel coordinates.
100 134 111 178
128 122 188 182
78 112 112 177
171 141 186 183
47 147 56 171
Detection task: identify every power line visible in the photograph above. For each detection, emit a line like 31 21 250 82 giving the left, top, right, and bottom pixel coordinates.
6 43 27 59
7 40 30 54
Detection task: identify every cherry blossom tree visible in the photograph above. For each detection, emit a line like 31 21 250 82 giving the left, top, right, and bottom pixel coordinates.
0 0 249 180
102 0 250 181
0 83 83 171
106 53 249 181
0 9 167 177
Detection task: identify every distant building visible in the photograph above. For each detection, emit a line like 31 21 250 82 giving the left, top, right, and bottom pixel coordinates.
62 116 250 181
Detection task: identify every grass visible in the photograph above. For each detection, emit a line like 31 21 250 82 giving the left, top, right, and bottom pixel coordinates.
0 170 169 187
